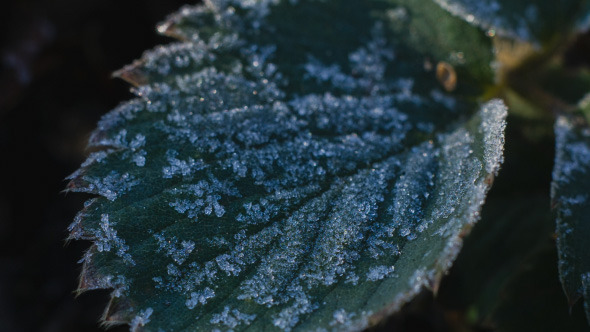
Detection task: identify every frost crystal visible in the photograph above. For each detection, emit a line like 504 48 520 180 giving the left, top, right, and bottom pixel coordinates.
93 214 134 265
480 99 508 174
154 232 196 265
162 149 205 178
168 179 240 221
186 287 216 309
210 306 256 329
130 308 153 329
330 309 356 327
366 265 396 281
79 171 139 201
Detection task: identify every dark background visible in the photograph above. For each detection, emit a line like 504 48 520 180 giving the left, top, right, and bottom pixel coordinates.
0 1 192 331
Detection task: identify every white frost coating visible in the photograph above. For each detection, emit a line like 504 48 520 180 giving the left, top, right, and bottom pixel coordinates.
168 179 241 221
432 126 479 238
408 267 433 295
433 0 537 44
553 116 590 183
79 151 110 168
186 287 216 309
130 308 153 329
154 232 196 265
210 306 256 329
480 99 508 174
431 100 507 278
94 214 135 265
86 129 147 168
167 263 181 276
272 286 318 331
298 162 395 288
387 142 436 241
87 100 144 148
558 195 589 218
303 23 420 102
81 171 139 201
102 129 128 148
349 22 395 94
132 150 146 167
330 309 356 327
304 56 356 91
366 265 396 281
162 149 205 178
129 134 147 167
129 133 146 149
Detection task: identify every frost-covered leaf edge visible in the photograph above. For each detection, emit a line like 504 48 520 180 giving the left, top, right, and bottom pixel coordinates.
551 109 590 325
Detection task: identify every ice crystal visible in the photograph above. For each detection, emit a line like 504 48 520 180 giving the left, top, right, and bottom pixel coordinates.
210 306 257 329
154 232 196 265
93 214 134 265
366 265 396 281
130 308 154 329
330 309 356 327
186 287 216 309
75 171 139 201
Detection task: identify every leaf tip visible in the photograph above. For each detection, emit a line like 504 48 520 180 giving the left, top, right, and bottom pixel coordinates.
156 20 188 41
100 296 135 328
112 63 149 87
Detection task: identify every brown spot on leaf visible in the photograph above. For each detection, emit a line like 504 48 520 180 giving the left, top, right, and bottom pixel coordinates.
436 61 457 92
483 173 495 186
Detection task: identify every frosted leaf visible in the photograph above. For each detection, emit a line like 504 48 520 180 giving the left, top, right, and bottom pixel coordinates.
551 114 590 323
433 0 590 45
68 0 504 331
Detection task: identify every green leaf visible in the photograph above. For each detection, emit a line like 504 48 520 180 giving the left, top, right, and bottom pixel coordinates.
552 109 590 323
433 0 590 44
67 0 506 330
